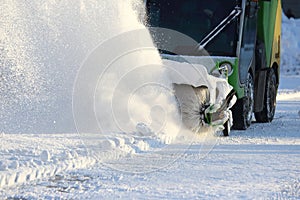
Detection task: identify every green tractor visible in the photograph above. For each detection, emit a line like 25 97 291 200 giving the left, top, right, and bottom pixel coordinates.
145 0 281 132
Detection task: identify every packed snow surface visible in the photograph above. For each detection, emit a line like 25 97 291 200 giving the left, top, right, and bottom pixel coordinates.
1 79 300 199
0 1 300 199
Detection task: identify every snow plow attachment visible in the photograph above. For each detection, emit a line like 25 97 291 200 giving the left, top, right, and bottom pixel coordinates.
174 84 236 136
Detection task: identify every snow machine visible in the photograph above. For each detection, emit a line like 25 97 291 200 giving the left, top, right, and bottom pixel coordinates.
144 0 281 135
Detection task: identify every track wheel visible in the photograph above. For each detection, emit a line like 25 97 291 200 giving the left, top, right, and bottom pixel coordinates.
223 120 230 136
255 68 277 122
232 73 254 130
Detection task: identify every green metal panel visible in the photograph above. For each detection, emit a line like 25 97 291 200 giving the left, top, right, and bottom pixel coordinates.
228 58 244 98
257 0 279 68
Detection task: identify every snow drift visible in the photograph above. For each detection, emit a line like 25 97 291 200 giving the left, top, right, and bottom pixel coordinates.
281 12 300 75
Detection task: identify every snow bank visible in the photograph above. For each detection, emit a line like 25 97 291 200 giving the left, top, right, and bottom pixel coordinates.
281 13 300 75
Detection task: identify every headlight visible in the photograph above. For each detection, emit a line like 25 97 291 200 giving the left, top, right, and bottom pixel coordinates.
211 62 233 79
219 62 233 76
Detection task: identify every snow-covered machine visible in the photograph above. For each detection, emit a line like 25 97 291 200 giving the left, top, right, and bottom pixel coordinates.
144 0 281 135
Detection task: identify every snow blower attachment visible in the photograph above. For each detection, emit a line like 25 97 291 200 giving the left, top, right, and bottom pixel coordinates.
174 84 236 136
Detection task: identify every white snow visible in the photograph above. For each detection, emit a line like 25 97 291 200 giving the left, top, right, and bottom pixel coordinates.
164 59 233 105
281 13 300 75
0 134 96 188
40 150 51 163
0 3 300 200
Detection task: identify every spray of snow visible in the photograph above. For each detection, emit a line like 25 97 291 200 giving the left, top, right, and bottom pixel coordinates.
0 0 199 157
0 1 180 138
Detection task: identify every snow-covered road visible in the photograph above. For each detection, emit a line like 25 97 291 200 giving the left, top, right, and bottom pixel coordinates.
1 75 299 200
